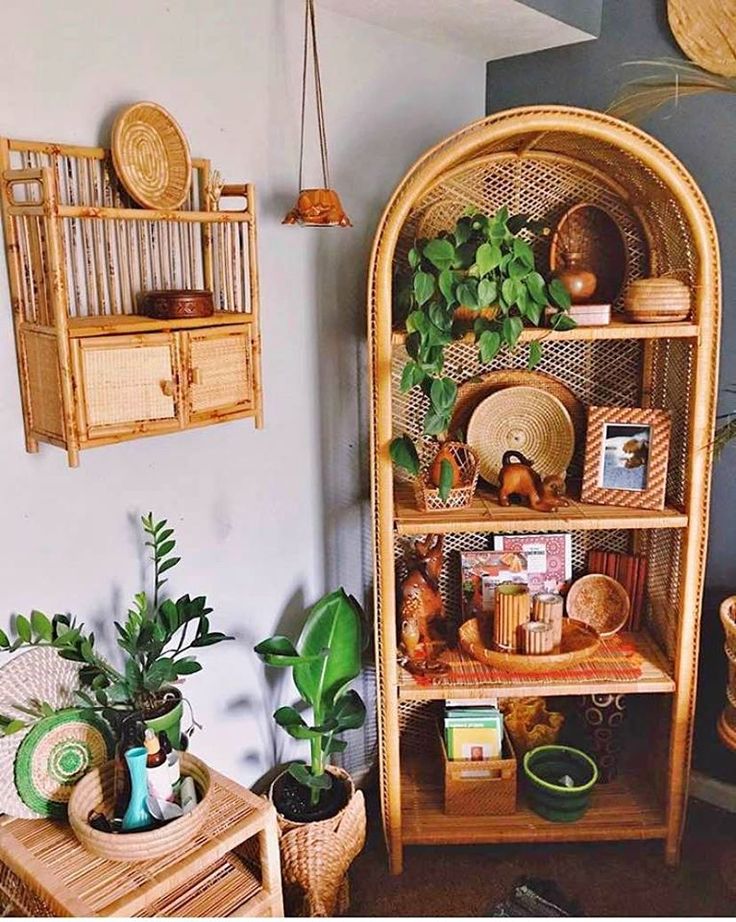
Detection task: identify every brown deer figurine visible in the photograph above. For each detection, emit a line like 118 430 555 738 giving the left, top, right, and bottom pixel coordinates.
399 534 446 653
497 450 569 513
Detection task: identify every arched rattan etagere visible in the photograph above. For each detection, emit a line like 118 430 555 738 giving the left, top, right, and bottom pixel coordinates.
367 106 720 873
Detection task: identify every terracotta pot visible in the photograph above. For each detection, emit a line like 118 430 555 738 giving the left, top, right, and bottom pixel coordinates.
453 304 499 323
555 254 597 304
269 765 366 917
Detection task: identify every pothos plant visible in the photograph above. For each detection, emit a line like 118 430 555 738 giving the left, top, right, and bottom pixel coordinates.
255 588 366 807
0 513 233 732
390 207 574 474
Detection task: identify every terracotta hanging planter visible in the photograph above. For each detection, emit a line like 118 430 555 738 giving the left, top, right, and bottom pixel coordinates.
283 0 351 229
283 188 352 228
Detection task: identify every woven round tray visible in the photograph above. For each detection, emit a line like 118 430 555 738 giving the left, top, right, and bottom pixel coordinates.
450 369 585 447
549 202 628 304
0 647 81 819
15 709 115 819
68 752 211 863
459 617 600 673
566 574 630 637
466 386 575 485
111 102 192 211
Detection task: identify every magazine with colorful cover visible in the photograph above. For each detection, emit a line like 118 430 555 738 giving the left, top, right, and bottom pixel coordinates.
492 533 572 596
459 550 527 621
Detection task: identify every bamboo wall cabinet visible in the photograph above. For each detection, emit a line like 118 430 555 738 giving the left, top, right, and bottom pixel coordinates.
0 137 263 467
367 106 721 873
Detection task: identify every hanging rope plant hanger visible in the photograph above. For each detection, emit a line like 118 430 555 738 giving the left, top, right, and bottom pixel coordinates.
283 0 352 227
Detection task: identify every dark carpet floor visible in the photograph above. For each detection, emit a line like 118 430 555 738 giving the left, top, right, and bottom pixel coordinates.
347 794 736 917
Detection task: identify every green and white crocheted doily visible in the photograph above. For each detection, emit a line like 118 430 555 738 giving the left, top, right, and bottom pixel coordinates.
14 708 114 818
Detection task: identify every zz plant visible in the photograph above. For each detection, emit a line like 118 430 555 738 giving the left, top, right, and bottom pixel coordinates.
393 207 574 457
255 588 366 807
0 513 232 722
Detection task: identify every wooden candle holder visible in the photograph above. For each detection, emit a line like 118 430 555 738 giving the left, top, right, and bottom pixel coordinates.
520 621 555 655
533 593 564 647
493 583 530 652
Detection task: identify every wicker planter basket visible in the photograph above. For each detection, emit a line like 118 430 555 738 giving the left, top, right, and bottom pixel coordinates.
270 765 366 917
719 597 736 751
414 442 479 511
67 752 211 863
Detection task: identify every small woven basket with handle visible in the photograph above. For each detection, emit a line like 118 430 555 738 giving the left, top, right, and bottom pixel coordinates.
414 442 479 511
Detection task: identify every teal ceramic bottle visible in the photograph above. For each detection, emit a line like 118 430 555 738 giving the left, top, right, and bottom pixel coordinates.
122 746 153 831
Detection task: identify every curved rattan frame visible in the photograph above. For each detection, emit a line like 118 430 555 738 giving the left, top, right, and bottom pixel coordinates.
367 106 721 874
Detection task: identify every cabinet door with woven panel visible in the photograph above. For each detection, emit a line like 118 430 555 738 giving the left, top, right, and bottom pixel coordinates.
185 325 254 423
73 333 181 441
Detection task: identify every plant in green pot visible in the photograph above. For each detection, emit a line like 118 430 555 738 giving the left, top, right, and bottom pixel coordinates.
0 513 232 748
255 587 367 915
392 206 574 452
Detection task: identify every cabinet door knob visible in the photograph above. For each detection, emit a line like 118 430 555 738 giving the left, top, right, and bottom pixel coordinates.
190 367 202 386
160 380 175 397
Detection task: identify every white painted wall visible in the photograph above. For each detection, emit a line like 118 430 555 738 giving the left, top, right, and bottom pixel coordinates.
0 0 484 786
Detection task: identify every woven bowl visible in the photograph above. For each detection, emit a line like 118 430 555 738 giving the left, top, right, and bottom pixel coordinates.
566 574 630 637
111 102 192 211
624 278 691 323
68 752 210 863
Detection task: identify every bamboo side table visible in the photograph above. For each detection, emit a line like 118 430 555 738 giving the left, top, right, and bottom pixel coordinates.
0 765 283 917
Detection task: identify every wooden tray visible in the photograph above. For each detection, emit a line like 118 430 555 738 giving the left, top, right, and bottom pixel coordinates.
458 617 600 673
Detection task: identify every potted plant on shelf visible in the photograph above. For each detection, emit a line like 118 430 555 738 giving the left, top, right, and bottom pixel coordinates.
255 587 367 916
391 206 574 463
0 513 232 747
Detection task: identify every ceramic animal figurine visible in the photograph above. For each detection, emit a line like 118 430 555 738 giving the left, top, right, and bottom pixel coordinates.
399 534 446 650
497 450 569 513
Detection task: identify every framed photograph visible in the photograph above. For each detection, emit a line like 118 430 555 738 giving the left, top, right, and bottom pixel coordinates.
581 406 671 510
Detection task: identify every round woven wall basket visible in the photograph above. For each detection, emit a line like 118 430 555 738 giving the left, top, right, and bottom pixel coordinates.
68 752 211 862
15 709 115 819
466 386 575 485
112 102 192 211
0 647 81 819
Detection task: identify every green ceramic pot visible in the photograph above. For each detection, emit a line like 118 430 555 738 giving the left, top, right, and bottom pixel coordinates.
143 689 183 750
523 745 598 823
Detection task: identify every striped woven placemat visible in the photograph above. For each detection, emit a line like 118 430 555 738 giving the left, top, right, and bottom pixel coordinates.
413 634 643 686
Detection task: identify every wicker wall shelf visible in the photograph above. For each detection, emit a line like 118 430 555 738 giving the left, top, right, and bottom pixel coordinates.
391 319 700 346
0 137 263 467
368 107 720 873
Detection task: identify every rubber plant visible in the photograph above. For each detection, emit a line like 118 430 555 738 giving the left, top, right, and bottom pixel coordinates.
390 207 573 474
0 513 233 731
255 588 366 807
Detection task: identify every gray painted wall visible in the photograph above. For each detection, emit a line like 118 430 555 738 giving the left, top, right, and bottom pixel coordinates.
485 0 736 776
486 0 736 591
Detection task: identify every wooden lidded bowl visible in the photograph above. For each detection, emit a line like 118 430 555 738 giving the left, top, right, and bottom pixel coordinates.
68 752 211 863
140 289 214 320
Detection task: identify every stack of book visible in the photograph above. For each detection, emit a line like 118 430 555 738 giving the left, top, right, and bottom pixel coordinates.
443 698 503 762
586 549 648 630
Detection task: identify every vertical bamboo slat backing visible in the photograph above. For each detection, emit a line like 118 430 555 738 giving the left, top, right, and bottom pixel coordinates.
367 106 720 874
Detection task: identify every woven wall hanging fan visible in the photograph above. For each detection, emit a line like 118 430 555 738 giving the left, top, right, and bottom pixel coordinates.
466 386 575 486
111 101 192 211
668 0 736 77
